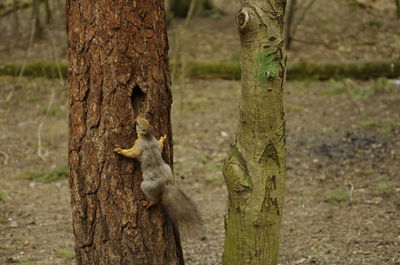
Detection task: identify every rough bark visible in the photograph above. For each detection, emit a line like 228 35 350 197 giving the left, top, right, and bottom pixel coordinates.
222 0 287 265
66 0 183 264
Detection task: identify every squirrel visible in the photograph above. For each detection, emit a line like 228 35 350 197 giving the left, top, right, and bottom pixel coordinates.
114 117 203 237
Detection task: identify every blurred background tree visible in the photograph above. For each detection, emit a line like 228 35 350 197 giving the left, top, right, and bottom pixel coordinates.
168 0 215 17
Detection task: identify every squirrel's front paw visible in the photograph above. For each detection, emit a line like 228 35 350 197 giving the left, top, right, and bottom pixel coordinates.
160 135 167 143
114 147 123 153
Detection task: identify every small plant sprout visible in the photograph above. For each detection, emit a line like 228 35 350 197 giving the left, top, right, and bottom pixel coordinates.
56 248 76 260
377 182 394 197
22 168 68 183
325 186 350 203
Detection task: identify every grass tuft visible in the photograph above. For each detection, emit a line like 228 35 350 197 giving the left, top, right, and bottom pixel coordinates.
19 260 35 265
325 187 349 203
358 120 400 133
377 182 393 197
22 168 68 183
0 189 6 201
378 121 400 132
56 248 76 260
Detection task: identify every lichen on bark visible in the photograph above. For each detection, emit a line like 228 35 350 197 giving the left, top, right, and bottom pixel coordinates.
256 49 281 84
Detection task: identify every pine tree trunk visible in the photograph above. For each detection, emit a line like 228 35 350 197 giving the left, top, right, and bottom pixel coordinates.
222 0 287 264
66 1 184 264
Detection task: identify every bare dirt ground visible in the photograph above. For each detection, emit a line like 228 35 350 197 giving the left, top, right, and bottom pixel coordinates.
1 76 399 265
1 0 400 264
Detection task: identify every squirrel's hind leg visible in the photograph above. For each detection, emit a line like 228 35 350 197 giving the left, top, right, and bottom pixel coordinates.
140 179 162 208
142 200 156 209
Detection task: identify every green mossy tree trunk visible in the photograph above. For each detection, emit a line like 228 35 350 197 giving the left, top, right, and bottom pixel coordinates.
222 0 287 264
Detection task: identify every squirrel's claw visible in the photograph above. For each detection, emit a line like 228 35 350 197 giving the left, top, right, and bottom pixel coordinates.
114 147 122 153
142 200 156 209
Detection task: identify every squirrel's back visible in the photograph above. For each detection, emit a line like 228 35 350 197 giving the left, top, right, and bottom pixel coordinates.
137 135 203 236
138 136 165 170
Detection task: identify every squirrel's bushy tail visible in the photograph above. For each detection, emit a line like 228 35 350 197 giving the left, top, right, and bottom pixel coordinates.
161 184 203 237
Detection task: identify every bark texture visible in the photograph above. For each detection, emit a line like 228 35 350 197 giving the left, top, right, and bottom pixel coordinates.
66 0 183 264
222 0 287 264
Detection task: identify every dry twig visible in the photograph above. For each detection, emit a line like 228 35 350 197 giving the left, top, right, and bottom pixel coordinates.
6 8 36 103
0 151 10 165
36 28 64 161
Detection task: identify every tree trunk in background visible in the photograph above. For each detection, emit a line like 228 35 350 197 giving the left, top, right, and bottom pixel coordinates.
285 0 297 50
395 0 400 18
32 0 43 39
44 0 51 24
12 0 20 37
168 0 214 18
66 1 183 264
222 0 287 264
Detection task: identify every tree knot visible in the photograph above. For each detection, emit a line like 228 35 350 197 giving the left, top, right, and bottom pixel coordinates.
236 10 249 30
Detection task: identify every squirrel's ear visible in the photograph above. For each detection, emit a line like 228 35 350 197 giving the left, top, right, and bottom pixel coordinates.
135 117 152 133
135 116 144 127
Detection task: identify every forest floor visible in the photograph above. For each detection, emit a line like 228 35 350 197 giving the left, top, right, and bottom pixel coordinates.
1 77 399 265
1 0 400 264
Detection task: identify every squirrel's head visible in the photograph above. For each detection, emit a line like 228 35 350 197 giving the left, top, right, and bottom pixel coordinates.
136 117 152 136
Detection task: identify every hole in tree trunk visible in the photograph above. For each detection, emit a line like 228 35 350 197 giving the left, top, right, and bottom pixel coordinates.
131 84 146 117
